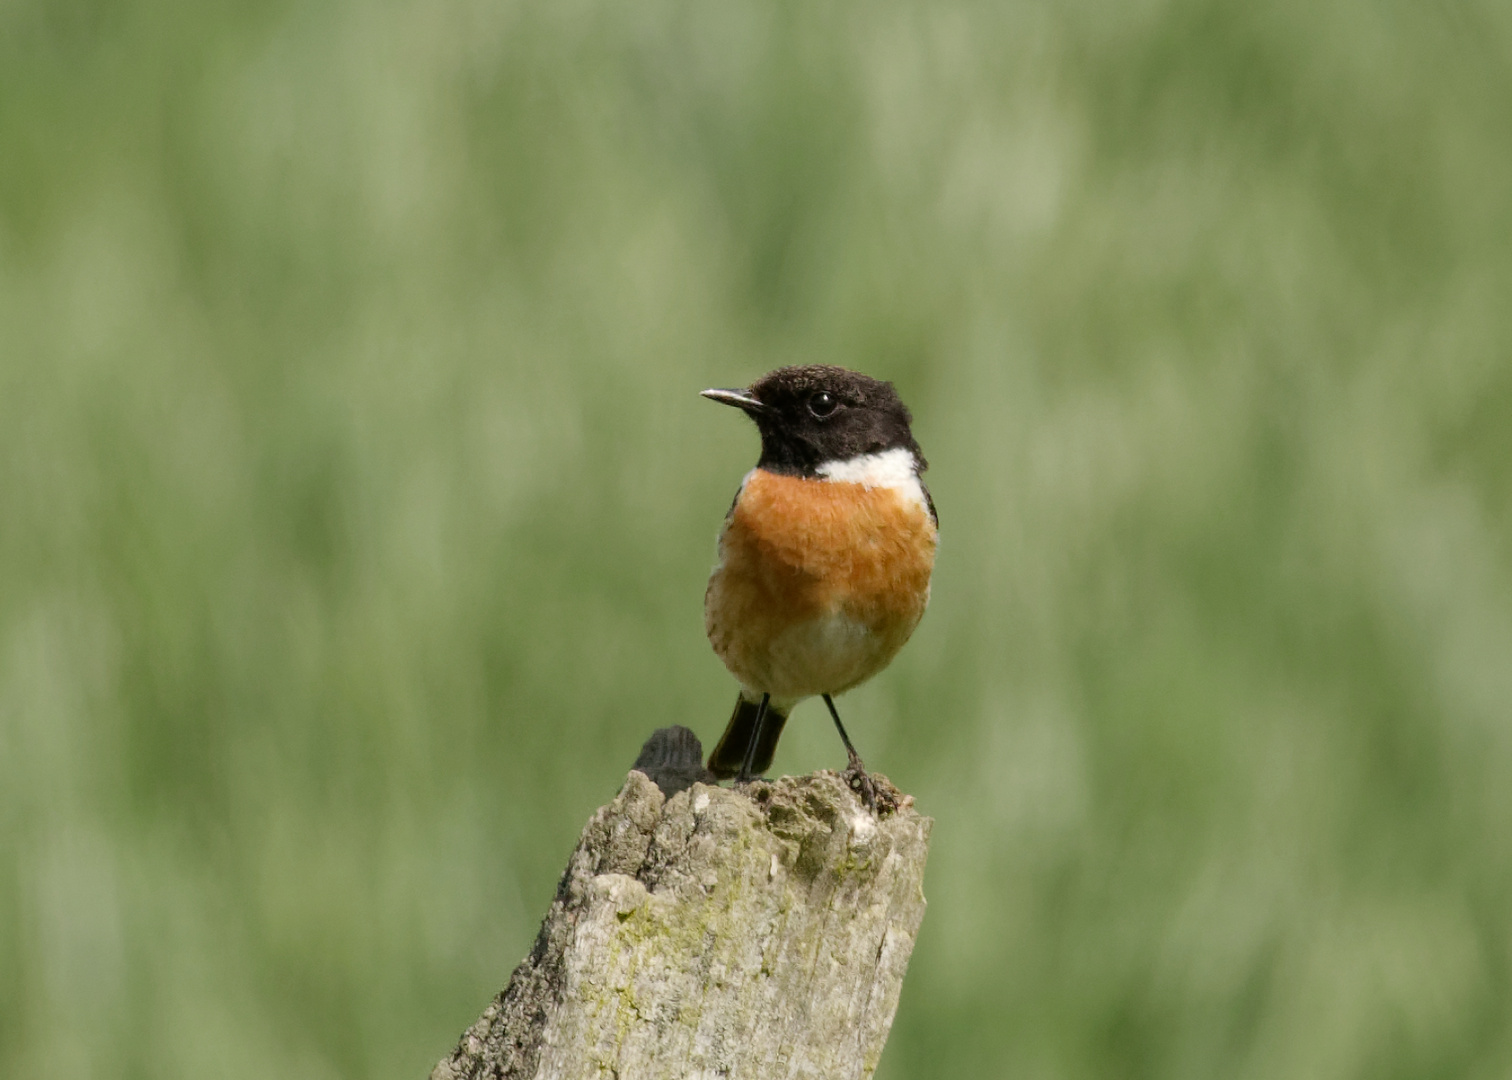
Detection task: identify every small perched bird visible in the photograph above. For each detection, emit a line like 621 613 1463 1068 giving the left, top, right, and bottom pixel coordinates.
701 365 938 809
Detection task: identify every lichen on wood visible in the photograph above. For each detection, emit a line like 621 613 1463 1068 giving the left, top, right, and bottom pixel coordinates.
431 728 932 1080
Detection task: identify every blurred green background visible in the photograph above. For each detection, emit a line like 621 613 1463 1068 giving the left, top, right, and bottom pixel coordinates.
3 0 1511 1076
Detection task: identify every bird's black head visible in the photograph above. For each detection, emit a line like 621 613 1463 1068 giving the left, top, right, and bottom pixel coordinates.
702 365 926 476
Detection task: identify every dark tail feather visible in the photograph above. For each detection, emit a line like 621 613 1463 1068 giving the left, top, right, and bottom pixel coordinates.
707 696 790 779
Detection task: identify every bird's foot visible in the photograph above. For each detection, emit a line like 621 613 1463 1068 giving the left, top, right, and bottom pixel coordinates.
733 774 773 803
842 756 900 816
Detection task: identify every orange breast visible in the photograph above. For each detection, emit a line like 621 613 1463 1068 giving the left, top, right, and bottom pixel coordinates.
705 469 937 700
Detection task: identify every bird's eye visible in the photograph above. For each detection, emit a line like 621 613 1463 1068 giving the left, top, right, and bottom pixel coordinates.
808 391 838 418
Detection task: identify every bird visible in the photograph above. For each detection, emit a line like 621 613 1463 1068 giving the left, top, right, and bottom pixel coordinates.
700 365 938 810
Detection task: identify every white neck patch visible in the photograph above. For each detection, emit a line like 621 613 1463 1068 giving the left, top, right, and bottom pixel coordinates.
816 447 929 512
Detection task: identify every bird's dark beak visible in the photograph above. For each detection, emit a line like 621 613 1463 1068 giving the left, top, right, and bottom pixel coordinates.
700 387 769 414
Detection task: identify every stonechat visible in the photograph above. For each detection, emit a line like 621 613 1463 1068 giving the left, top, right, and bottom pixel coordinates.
701 365 937 809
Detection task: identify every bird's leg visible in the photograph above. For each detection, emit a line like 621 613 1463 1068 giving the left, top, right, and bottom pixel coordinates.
822 693 867 773
735 693 770 785
822 694 896 813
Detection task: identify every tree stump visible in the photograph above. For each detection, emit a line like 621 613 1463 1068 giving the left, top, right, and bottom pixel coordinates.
431 727 932 1080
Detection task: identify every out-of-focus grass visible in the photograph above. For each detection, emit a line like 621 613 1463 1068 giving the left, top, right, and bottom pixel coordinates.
3 0 1510 1077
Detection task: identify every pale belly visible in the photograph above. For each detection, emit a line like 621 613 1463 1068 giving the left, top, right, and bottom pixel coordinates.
713 606 918 704
704 467 937 705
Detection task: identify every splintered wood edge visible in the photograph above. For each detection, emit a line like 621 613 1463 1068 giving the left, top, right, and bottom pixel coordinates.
431 765 931 1080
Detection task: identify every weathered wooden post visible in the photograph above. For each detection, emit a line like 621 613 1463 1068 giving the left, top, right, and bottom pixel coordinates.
431 727 932 1080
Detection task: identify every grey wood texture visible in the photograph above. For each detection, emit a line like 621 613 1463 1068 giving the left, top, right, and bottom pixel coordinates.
431 740 931 1080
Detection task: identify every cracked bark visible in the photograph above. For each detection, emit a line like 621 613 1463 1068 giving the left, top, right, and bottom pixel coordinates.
430 726 932 1080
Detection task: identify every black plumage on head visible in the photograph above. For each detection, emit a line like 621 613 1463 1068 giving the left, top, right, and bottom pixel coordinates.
709 365 926 477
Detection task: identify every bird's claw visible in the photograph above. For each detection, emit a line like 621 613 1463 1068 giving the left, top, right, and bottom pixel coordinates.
843 761 899 816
